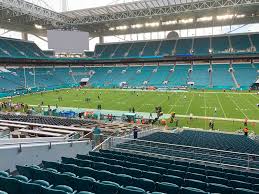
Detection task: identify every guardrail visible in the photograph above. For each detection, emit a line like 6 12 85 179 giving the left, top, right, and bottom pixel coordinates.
0 137 92 153
106 136 259 171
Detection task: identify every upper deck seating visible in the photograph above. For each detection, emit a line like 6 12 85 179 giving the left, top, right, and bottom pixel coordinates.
0 37 46 58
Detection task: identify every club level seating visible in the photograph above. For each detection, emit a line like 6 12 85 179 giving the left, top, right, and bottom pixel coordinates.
93 33 259 59
6 148 259 194
0 37 46 59
84 51 94 58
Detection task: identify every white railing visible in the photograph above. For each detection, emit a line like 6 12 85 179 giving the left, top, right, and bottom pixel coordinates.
0 137 91 152
107 137 259 170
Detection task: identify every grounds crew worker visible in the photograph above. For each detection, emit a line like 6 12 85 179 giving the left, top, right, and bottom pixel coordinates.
243 127 249 136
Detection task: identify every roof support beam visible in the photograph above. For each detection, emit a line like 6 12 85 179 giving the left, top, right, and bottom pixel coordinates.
67 0 259 25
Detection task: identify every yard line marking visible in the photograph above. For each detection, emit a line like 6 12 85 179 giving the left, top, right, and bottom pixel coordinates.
167 92 185 114
204 92 207 129
239 94 259 112
215 93 227 118
204 92 207 117
226 93 248 118
185 93 194 114
251 93 259 100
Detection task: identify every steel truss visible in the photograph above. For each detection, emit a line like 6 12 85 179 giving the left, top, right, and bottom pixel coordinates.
65 0 259 24
0 0 70 26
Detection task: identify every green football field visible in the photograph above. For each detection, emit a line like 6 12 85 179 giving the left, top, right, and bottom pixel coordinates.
10 88 259 133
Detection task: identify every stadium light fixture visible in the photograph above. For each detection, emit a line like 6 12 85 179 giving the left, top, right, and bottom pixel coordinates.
116 25 128 30
216 14 233 20
197 16 213 22
132 24 143 28
236 14 245 18
179 18 193 24
109 27 115 31
34 24 43 29
162 20 177 25
145 22 160 27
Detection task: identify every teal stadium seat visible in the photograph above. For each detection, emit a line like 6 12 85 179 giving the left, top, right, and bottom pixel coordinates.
120 186 146 194
54 185 73 193
193 37 210 56
95 181 120 194
184 179 207 191
175 38 193 55
235 188 257 194
33 179 50 187
207 183 233 194
132 177 155 192
62 172 76 177
20 182 44 194
181 187 207 194
12 175 29 182
156 182 179 194
161 175 184 186
77 192 95 194
229 180 252 190
0 171 9 177
42 188 68 194
207 176 228 185
211 36 230 54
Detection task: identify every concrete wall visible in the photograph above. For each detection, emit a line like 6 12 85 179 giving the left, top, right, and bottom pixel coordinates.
0 140 92 172
0 137 65 145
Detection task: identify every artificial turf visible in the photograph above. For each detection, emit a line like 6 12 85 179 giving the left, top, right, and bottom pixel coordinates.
11 88 259 133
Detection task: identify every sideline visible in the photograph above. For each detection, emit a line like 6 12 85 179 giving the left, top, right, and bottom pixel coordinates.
31 105 259 123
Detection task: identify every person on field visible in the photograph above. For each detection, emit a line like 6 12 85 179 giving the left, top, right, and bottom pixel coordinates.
243 127 249 136
244 118 248 126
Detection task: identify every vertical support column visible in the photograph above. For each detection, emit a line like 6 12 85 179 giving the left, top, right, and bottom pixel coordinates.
21 32 28 41
23 67 27 89
99 36 104 44
61 0 68 12
229 59 233 68
209 60 213 88
33 67 36 88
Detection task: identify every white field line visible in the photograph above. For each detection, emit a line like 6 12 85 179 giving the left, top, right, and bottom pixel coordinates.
226 93 248 118
215 93 227 118
185 93 195 114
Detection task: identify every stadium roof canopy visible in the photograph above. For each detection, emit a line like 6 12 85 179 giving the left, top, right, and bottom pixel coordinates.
0 0 70 36
1 0 259 37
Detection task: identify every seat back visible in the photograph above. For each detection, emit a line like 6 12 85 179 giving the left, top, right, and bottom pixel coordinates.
156 182 179 194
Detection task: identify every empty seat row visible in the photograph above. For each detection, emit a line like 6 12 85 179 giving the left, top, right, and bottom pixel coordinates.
88 150 259 179
65 155 259 187
15 165 259 194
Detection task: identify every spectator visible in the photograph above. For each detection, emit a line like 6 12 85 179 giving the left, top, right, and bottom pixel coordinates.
133 126 139 139
92 125 102 147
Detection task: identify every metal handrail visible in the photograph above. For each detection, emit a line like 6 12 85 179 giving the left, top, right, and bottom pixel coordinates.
112 147 259 172
92 136 112 151
118 141 249 162
113 137 259 158
0 138 91 147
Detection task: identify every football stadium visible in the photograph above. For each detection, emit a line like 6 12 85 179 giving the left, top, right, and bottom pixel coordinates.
0 0 259 194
